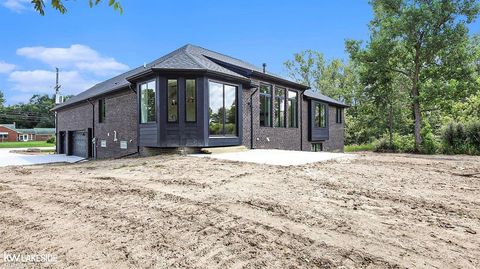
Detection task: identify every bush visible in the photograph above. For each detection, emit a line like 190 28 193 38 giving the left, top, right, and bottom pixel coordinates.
46 136 56 144
373 133 415 153
441 120 480 155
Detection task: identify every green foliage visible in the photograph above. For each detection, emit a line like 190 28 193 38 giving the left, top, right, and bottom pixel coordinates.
0 90 4 107
374 133 416 153
0 94 55 129
30 0 122 15
441 121 480 155
46 136 56 144
0 141 53 148
344 144 375 152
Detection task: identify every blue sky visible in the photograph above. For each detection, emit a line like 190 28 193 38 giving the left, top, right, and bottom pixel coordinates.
0 0 478 105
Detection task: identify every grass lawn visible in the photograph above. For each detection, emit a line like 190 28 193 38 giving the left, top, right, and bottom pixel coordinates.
345 143 375 152
0 141 55 148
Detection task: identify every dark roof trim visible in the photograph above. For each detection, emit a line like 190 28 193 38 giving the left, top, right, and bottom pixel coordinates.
303 90 349 108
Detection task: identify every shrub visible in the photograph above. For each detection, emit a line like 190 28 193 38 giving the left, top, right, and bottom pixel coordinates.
466 121 480 151
373 133 415 153
46 136 56 144
441 120 480 155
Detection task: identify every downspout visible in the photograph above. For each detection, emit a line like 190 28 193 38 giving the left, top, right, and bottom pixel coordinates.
300 91 304 151
250 86 259 149
87 99 96 159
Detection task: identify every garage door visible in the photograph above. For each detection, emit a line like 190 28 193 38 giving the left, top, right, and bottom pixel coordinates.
72 131 87 158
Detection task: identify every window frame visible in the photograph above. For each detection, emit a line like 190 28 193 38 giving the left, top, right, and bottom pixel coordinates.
208 79 238 137
259 84 273 127
314 102 327 128
185 78 197 123
336 107 343 124
167 79 179 123
98 98 106 123
287 90 298 128
274 87 286 128
311 143 323 152
139 79 157 124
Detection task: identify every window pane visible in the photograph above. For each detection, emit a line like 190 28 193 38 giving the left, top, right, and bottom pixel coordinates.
260 84 271 94
288 91 297 128
140 81 156 123
224 85 237 136
99 99 105 123
274 88 285 127
186 79 196 122
167 79 178 122
260 95 271 127
209 82 224 136
320 104 326 127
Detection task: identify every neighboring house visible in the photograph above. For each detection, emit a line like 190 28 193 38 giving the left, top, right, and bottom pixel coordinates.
52 44 348 159
0 123 55 142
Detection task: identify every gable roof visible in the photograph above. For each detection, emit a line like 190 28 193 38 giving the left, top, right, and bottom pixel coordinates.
0 123 16 131
304 90 349 108
53 44 309 111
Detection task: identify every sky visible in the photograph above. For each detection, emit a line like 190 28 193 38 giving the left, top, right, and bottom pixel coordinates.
0 0 478 105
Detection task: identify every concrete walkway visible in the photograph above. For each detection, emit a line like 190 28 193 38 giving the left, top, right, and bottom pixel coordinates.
191 149 355 166
0 148 84 167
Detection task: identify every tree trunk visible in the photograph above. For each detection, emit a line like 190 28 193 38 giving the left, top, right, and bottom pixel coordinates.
388 101 394 150
412 47 422 152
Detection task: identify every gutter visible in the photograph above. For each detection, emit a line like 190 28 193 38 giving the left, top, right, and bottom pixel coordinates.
300 91 304 151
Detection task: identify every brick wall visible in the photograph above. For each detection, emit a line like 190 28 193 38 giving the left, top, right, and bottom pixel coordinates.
0 126 18 142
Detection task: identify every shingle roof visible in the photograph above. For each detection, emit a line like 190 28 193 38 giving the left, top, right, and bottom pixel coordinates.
53 44 308 110
304 90 349 107
15 128 55 135
0 123 16 130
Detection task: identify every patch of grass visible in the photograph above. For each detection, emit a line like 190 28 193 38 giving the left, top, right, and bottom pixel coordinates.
345 144 375 152
0 141 54 148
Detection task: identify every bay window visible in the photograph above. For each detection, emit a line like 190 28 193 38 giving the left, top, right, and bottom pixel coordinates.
260 84 272 127
315 103 327 128
140 80 156 123
167 79 178 122
209 81 237 136
274 87 286 127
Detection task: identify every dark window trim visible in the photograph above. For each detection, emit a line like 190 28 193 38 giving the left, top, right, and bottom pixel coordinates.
287 90 298 128
274 87 286 128
138 79 157 124
336 107 343 124
208 79 239 138
259 83 273 127
314 102 327 128
166 78 179 123
185 78 197 123
98 98 106 123
311 143 323 152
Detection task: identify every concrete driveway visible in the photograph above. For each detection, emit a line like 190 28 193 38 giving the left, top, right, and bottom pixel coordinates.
192 149 355 166
0 148 84 167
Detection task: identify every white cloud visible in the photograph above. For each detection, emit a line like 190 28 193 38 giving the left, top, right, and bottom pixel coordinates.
2 0 29 12
8 70 98 95
17 44 129 76
0 61 15 74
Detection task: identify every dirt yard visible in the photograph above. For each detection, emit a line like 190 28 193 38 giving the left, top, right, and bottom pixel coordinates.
0 152 479 268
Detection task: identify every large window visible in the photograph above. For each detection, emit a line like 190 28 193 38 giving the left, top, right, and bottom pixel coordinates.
288 90 297 128
259 84 272 127
315 103 327 128
140 80 156 123
98 98 106 123
209 81 237 136
274 87 286 127
336 107 343 124
167 79 178 122
185 79 196 122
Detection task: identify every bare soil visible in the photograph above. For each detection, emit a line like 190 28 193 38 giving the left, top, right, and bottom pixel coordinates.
0 152 479 268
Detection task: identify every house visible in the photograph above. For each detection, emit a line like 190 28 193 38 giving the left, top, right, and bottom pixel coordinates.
0 123 55 142
52 44 348 159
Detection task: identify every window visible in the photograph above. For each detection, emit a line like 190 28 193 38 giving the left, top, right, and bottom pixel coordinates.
167 79 178 122
185 79 196 122
288 90 298 128
208 81 237 136
336 107 343 124
98 98 106 123
314 103 327 128
140 80 156 123
311 143 323 152
260 84 272 127
274 87 286 127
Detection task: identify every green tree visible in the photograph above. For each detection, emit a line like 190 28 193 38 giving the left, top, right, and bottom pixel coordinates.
31 0 122 15
347 0 480 152
0 90 4 108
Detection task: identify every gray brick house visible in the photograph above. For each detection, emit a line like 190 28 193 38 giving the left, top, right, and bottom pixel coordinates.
53 45 348 159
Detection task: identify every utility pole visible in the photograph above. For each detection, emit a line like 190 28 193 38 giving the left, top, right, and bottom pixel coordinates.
54 67 61 154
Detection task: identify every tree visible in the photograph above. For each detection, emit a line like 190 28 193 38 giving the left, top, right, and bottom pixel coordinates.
347 0 480 152
0 90 4 108
31 0 122 15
